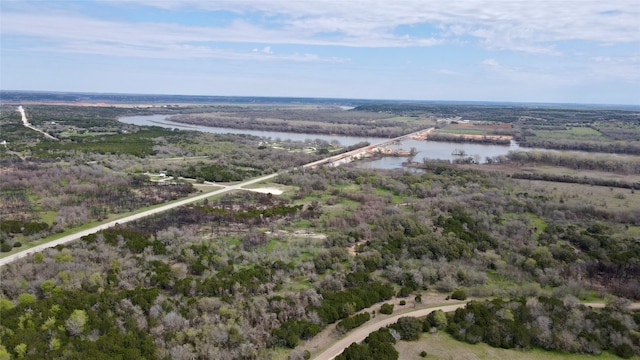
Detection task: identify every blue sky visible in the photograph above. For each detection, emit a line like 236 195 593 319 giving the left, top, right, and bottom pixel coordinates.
1 0 639 104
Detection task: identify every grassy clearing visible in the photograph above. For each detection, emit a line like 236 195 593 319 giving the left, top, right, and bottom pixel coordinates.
514 179 640 212
292 219 313 229
396 332 626 360
522 212 547 238
282 277 313 292
374 187 404 204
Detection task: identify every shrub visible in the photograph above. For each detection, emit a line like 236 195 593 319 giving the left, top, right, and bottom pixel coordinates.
397 286 413 298
614 343 635 359
391 317 423 341
336 312 371 333
425 309 448 330
380 303 394 315
17 293 36 306
451 288 467 300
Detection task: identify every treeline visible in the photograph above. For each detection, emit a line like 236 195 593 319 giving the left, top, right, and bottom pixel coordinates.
447 297 640 358
506 150 640 175
168 110 428 138
354 103 640 124
338 312 449 360
510 172 640 191
0 220 49 252
517 137 640 155
169 162 261 182
337 312 371 334
316 281 394 324
427 132 511 145
337 328 399 360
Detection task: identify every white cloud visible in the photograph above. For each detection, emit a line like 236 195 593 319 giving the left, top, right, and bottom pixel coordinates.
482 59 500 67
435 69 465 76
108 0 640 48
0 13 349 61
4 0 636 54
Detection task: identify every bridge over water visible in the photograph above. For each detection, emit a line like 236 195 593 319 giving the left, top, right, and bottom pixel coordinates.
303 127 433 168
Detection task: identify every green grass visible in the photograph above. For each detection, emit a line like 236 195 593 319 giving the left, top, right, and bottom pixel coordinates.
373 187 404 204
484 270 514 290
264 238 283 252
281 277 313 292
224 237 242 246
522 212 547 239
396 332 629 360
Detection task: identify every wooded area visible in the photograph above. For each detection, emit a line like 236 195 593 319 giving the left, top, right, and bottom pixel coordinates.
0 101 639 359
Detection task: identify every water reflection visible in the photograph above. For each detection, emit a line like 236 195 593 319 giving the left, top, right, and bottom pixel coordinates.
119 114 520 170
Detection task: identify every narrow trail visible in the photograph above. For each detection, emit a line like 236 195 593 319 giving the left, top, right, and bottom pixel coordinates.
18 106 58 140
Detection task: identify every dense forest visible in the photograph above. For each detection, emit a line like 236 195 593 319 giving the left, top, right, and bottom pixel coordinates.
1 100 639 359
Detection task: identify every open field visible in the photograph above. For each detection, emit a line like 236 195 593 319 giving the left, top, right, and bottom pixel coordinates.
396 332 627 360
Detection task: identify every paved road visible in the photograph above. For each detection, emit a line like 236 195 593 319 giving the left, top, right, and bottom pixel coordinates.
0 125 433 267
313 303 467 360
0 173 279 267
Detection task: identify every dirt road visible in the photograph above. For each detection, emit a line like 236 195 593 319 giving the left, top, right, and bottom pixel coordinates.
310 300 640 360
312 303 467 360
18 106 58 140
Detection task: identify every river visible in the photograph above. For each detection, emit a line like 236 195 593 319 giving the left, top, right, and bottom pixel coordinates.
119 114 521 169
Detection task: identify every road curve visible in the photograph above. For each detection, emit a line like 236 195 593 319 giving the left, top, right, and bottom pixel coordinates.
312 301 640 360
313 303 467 360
